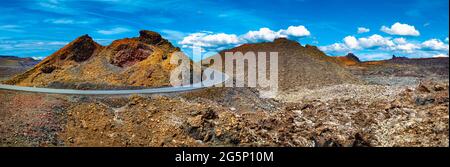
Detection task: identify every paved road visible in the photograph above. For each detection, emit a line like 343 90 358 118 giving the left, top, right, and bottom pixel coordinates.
0 68 229 95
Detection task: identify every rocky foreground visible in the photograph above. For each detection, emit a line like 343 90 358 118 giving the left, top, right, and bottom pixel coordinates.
0 77 448 147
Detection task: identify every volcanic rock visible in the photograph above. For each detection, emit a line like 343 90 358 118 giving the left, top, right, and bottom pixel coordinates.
138 30 163 45
40 65 56 73
391 55 408 60
345 53 361 63
335 53 361 66
59 35 98 62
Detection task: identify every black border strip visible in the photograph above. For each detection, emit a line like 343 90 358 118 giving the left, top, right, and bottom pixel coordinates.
0 147 448 166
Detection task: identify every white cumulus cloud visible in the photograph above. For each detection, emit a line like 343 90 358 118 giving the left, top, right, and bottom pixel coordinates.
32 56 46 60
433 53 449 58
393 37 407 44
358 34 395 48
343 36 360 49
421 39 449 51
320 34 449 60
319 43 350 53
179 32 240 48
380 22 420 36
320 34 396 54
241 26 310 42
394 43 420 53
179 25 311 51
357 27 370 34
241 28 282 42
278 25 311 37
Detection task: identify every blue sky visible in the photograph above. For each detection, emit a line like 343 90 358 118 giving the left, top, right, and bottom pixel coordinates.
0 0 448 61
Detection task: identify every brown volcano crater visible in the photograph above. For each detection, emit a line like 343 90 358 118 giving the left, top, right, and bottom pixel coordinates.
109 41 154 67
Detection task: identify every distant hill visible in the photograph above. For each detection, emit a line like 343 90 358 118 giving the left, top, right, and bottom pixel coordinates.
334 53 449 78
203 38 361 91
0 55 40 67
0 56 40 81
3 30 193 89
335 53 361 66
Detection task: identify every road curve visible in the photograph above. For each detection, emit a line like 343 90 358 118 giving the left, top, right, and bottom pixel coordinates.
0 68 229 95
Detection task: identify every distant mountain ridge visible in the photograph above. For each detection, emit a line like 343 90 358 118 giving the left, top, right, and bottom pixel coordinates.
0 56 40 81
332 53 449 78
0 55 40 67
